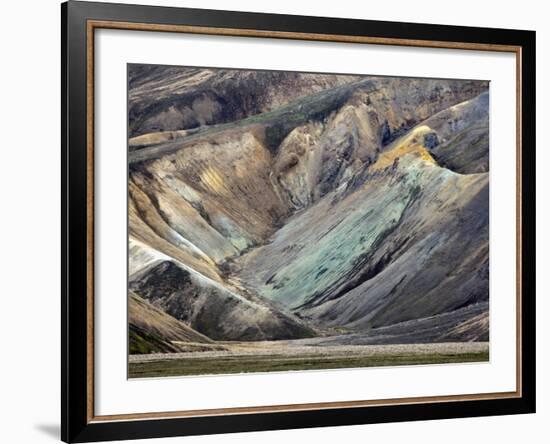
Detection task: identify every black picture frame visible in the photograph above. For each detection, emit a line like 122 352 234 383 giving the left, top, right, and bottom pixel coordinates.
62 1 536 442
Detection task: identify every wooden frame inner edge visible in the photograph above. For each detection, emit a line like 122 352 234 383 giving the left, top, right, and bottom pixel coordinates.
85 19 523 423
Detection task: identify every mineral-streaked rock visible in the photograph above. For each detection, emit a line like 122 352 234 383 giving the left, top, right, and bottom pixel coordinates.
128 67 490 347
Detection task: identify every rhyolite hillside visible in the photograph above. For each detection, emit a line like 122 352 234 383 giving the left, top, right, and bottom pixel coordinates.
128 64 489 353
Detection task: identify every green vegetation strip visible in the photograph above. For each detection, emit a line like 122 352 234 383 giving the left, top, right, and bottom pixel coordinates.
128 351 489 378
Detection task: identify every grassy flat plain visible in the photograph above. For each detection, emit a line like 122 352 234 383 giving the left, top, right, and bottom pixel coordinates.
128 342 489 378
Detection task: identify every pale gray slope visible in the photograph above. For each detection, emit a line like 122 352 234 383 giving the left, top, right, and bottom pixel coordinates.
422 91 489 173
286 303 488 345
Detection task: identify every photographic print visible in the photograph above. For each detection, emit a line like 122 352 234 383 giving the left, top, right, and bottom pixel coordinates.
127 65 490 378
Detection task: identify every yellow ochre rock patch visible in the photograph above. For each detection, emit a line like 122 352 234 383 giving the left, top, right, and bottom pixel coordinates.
200 166 229 195
370 125 436 172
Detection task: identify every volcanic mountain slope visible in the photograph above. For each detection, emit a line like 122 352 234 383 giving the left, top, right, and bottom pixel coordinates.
419 91 489 173
238 146 488 330
129 65 362 139
129 291 220 354
129 238 315 341
128 66 490 349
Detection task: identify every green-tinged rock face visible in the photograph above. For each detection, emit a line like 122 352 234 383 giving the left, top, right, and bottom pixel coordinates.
249 161 425 309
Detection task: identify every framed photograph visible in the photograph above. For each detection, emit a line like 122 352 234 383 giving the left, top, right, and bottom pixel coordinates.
61 1 536 442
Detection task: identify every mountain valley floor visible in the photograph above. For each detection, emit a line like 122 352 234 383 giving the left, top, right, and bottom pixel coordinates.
128 341 489 378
